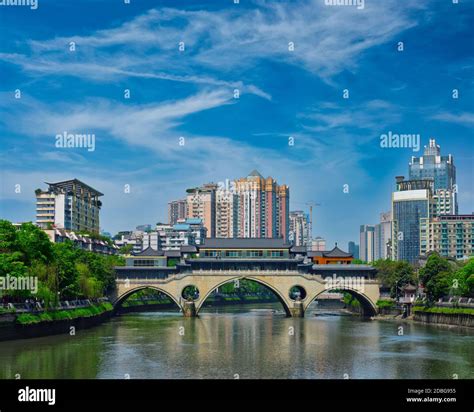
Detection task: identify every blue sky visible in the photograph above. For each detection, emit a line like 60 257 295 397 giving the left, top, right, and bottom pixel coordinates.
0 0 473 248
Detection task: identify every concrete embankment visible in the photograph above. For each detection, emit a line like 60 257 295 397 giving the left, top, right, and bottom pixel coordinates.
0 305 114 342
413 310 474 328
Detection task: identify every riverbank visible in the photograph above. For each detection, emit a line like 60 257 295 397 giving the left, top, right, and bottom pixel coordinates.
0 298 282 341
375 306 474 329
0 302 114 342
412 306 474 328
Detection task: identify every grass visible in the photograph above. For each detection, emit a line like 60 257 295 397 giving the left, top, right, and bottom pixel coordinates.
16 302 113 325
413 306 474 316
376 299 395 308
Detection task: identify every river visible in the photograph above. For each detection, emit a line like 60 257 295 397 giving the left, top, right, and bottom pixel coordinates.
0 303 472 379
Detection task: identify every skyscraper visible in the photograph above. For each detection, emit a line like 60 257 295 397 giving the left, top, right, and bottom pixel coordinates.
348 241 359 259
289 210 310 246
374 211 392 260
234 170 289 240
35 179 102 233
409 138 457 214
391 176 435 264
359 224 375 262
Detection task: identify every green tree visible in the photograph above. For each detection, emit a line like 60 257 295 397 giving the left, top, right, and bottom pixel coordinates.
77 262 103 298
419 253 453 302
0 220 18 253
449 257 474 297
52 241 79 299
373 259 416 298
119 244 133 255
15 222 53 265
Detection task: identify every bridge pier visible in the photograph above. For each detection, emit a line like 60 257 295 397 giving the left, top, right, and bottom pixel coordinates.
182 301 197 317
289 300 304 318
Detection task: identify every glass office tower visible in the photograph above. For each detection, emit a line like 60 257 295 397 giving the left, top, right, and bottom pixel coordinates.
391 177 434 264
409 138 457 214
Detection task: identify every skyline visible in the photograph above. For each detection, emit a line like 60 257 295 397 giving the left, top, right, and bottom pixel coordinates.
1 0 473 247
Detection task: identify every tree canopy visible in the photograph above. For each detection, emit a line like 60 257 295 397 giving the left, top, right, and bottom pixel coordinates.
0 220 124 307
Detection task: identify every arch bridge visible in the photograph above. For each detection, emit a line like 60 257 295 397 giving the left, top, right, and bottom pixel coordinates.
110 266 380 318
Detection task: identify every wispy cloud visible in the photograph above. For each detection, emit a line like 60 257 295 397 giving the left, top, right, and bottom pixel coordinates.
1 0 424 87
300 100 401 133
431 112 474 127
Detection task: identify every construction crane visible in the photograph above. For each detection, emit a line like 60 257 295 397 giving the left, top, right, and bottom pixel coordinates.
305 201 321 242
292 201 321 243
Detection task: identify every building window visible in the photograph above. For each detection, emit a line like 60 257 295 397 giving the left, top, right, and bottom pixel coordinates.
270 250 284 257
133 259 154 267
248 250 263 257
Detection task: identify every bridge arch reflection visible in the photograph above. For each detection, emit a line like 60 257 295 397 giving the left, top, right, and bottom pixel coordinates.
305 288 377 317
114 286 182 312
196 277 291 317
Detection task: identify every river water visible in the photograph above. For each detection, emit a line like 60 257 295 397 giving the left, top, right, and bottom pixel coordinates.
0 303 472 379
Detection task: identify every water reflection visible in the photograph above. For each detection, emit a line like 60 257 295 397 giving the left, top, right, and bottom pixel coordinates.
0 303 472 379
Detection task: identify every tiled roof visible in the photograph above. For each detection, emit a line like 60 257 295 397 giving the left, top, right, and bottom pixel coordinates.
323 245 353 258
133 247 164 256
307 245 353 258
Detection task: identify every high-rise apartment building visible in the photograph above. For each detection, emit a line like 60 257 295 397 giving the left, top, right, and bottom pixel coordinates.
215 190 238 238
35 179 102 233
186 183 217 238
168 199 187 225
234 170 289 240
289 210 309 247
360 224 375 262
409 138 457 215
374 211 392 260
177 171 289 240
427 214 474 260
391 176 435 264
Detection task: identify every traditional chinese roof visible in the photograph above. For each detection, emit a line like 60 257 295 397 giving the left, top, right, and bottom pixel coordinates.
402 284 417 292
290 245 307 253
308 244 353 258
180 245 198 253
165 250 182 258
133 247 164 257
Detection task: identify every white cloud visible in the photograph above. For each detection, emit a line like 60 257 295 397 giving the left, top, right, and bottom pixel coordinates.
431 112 474 127
300 99 401 132
1 0 424 87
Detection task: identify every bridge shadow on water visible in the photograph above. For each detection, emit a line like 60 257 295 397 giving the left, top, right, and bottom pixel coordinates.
113 281 375 318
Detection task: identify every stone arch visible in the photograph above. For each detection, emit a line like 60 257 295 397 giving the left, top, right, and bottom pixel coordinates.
196 276 292 316
113 286 183 312
304 287 377 317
